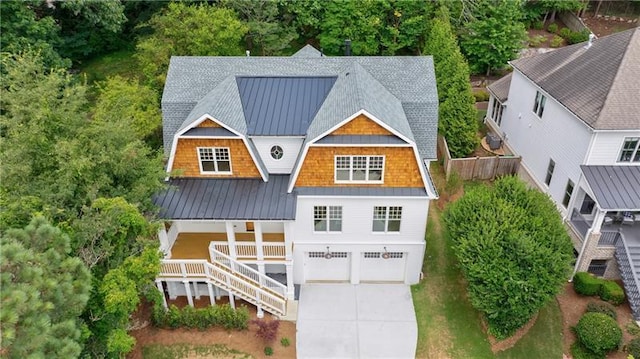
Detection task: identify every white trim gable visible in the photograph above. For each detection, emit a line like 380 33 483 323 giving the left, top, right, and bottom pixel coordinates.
312 109 413 145
166 114 268 181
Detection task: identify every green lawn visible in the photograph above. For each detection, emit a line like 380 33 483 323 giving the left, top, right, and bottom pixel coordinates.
79 49 140 85
413 205 564 358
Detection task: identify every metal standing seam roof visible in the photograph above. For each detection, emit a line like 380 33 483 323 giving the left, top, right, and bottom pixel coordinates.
182 127 236 137
295 187 428 197
510 28 640 130
236 76 337 136
487 73 512 103
314 135 407 145
581 165 640 211
153 175 296 220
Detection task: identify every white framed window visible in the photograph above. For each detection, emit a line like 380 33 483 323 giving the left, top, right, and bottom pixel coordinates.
335 155 384 183
563 179 574 208
270 145 284 160
491 97 504 126
198 147 231 174
372 206 402 232
544 159 555 186
618 137 640 163
533 91 546 118
314 206 342 232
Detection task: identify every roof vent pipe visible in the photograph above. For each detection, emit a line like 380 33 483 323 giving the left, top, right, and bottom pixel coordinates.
585 33 596 49
344 39 351 56
246 50 250 57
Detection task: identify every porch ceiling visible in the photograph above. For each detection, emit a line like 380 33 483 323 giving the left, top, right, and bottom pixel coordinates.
581 165 640 211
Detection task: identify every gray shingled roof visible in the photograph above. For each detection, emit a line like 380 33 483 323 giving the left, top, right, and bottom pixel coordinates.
153 176 296 220
487 73 512 102
315 135 407 145
581 165 640 211
510 28 640 130
236 76 337 136
162 54 438 158
291 44 322 58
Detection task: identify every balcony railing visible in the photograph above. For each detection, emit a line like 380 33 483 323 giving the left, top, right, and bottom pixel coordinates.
210 241 286 260
598 231 621 247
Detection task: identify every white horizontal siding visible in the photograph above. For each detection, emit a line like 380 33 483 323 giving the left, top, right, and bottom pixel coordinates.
587 131 640 165
251 137 303 174
499 71 592 215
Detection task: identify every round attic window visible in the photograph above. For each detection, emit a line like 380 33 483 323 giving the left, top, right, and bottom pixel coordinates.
270 145 284 160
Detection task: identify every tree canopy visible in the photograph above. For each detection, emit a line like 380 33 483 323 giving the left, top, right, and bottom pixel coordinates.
1 217 91 358
445 176 574 338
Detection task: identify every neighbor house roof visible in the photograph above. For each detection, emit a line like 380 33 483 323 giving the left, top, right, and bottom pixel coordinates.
154 175 297 220
510 28 640 130
581 165 640 211
162 52 438 159
487 73 512 103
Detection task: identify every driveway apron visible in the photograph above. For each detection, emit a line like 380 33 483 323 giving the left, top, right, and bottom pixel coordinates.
296 284 417 358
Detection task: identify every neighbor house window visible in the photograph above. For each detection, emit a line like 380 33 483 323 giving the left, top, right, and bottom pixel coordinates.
545 159 555 186
372 206 402 232
335 156 384 182
533 91 546 117
563 179 574 208
580 194 596 215
491 98 504 126
314 206 342 232
198 147 231 173
618 137 640 162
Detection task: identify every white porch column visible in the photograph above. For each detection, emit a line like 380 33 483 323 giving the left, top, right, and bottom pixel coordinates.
350 251 361 284
193 281 200 300
286 264 295 300
225 222 237 258
215 285 221 300
255 222 264 261
183 280 194 307
207 283 216 306
155 280 168 309
591 209 607 234
284 222 294 260
228 292 236 309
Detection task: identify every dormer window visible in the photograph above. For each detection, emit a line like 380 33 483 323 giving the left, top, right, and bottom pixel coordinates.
619 137 640 162
335 155 384 183
198 147 231 174
533 91 546 118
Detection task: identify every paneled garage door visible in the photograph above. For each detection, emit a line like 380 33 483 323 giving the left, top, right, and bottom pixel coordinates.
304 251 351 282
359 252 406 282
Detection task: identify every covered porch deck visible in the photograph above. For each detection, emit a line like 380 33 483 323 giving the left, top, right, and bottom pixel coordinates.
170 232 286 260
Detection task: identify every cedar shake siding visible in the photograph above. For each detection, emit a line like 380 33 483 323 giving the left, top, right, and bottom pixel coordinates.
172 138 261 178
197 119 222 128
295 146 423 187
331 115 393 136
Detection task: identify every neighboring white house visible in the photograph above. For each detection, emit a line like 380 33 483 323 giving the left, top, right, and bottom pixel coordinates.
152 45 439 317
487 28 640 318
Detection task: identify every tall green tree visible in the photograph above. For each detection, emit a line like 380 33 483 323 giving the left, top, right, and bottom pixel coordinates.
0 217 92 358
136 3 248 90
424 6 478 158
225 0 298 55
445 176 573 338
460 0 527 75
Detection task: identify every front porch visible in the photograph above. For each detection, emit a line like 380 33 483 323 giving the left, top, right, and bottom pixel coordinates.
170 232 287 260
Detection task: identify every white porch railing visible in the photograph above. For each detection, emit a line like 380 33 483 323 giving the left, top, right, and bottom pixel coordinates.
210 241 286 259
209 244 287 296
158 259 286 316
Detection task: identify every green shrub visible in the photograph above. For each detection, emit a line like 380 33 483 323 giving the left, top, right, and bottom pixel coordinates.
547 23 559 34
575 312 622 356
573 272 604 296
152 304 249 330
528 35 547 47
472 89 490 102
566 30 591 45
280 337 290 347
586 301 617 320
571 341 603 359
600 280 625 305
550 35 564 48
626 320 640 336
264 346 273 356
559 27 572 39
532 20 544 30
626 338 640 359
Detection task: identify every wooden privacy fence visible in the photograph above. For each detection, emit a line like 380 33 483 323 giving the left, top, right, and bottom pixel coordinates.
438 135 521 181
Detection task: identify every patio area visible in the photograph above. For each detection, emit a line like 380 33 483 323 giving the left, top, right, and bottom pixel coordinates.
570 209 640 245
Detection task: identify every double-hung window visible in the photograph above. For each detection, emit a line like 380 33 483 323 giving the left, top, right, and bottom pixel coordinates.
198 147 231 174
314 206 342 232
372 206 402 232
545 159 555 186
618 137 640 162
563 179 574 208
335 155 384 183
533 91 546 118
491 97 504 126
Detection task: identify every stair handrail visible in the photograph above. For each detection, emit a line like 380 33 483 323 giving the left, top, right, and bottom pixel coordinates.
208 243 287 296
159 259 285 315
617 231 640 302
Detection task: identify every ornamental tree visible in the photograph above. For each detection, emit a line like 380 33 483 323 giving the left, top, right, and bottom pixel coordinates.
445 176 573 338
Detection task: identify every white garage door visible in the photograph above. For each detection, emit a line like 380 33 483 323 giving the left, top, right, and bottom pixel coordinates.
304 251 351 282
360 252 406 282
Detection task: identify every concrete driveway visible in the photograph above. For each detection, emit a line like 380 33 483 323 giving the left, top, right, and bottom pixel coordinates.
296 284 417 359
